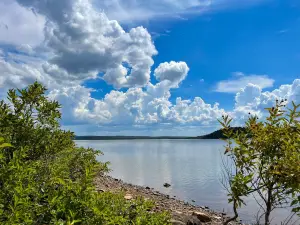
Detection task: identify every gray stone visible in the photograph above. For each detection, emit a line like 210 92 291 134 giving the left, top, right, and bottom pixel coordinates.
124 194 133 200
192 211 211 222
186 216 202 225
163 182 171 188
172 212 202 225
170 219 186 225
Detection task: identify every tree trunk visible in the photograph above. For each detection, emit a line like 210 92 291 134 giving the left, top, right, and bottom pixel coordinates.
224 199 238 225
265 188 273 225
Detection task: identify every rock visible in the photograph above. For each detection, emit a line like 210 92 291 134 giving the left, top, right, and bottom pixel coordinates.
186 219 202 225
213 216 222 220
192 211 211 222
174 210 183 214
163 182 171 188
172 212 202 225
124 194 133 200
170 219 185 225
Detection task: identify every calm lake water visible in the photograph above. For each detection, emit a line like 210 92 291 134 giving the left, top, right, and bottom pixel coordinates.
75 139 295 225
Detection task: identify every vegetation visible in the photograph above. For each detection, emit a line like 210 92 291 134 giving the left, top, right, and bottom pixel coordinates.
0 82 170 224
219 100 300 225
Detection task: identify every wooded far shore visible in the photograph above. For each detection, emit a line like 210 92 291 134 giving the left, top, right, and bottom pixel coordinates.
74 127 245 140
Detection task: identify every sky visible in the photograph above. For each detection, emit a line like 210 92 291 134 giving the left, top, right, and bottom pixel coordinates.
0 0 299 136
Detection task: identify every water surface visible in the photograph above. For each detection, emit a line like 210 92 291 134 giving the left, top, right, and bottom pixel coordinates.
76 139 295 224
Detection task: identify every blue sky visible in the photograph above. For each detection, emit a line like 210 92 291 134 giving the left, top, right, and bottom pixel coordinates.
142 0 300 108
0 0 299 135
85 0 300 110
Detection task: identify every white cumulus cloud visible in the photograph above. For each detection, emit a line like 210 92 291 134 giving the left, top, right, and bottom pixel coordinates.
235 83 262 107
154 61 189 88
15 0 157 88
48 83 225 131
0 0 45 47
231 79 300 126
215 73 275 93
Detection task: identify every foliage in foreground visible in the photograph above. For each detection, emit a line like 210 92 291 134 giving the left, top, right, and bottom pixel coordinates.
0 82 170 224
220 100 300 225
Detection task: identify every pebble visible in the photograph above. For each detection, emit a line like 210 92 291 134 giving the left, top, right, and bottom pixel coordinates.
124 194 133 200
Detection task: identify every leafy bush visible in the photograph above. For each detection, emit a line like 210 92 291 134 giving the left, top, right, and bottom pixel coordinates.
0 82 170 224
220 100 300 225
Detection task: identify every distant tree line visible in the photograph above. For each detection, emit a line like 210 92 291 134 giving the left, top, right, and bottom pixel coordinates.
74 127 246 140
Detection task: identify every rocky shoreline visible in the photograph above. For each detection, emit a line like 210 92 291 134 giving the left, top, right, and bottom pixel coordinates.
94 175 242 225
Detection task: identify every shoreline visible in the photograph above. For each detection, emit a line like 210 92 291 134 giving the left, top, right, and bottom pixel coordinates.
75 137 209 140
94 174 242 225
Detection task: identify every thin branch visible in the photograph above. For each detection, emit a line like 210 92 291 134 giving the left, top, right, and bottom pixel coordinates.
253 192 266 215
282 212 296 225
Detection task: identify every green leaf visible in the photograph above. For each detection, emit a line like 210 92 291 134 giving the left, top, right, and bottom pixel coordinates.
0 143 12 148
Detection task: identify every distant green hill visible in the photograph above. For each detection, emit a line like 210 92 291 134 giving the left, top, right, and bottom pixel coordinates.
196 127 246 139
74 127 245 140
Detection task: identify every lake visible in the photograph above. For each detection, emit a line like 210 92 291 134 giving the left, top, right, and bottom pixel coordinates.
75 139 295 224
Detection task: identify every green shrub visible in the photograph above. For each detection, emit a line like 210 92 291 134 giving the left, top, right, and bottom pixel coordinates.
220 100 300 225
0 82 170 224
